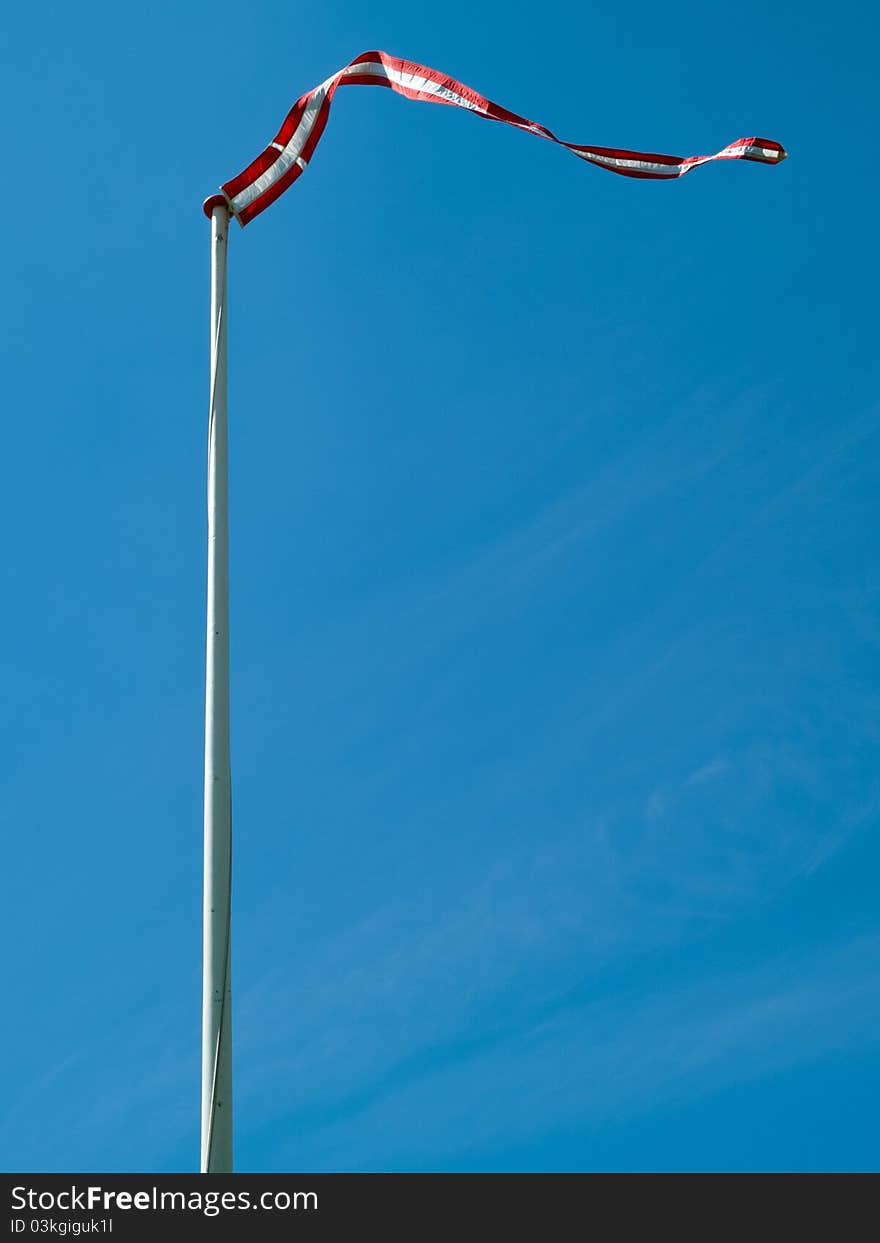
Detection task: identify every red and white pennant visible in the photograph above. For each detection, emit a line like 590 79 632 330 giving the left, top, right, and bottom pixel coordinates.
213 50 786 226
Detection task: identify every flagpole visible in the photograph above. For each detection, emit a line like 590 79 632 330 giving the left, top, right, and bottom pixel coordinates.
201 195 233 1173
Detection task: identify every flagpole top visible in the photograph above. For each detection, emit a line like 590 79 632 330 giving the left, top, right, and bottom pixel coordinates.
203 194 228 219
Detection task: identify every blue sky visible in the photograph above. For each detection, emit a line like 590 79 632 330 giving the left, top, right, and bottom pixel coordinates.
1 0 878 1172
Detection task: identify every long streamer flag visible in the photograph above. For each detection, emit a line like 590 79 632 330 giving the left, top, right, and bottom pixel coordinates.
214 50 786 226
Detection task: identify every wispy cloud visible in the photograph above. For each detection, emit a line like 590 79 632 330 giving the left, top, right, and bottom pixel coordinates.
264 933 880 1170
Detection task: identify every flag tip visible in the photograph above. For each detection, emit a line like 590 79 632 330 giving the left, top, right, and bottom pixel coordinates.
203 194 228 219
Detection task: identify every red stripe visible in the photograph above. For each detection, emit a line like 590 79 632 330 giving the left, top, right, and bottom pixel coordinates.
338 72 395 89
274 94 313 148
749 137 785 153
595 166 679 180
237 161 306 226
222 146 283 202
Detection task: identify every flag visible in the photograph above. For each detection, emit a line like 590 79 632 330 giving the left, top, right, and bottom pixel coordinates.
213 50 786 226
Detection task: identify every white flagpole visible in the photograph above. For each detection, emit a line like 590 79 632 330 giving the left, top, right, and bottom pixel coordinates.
201 196 233 1173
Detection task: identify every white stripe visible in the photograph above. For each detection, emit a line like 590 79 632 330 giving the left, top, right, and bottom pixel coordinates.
353 62 555 139
722 144 780 159
343 59 488 114
572 142 779 176
573 150 685 175
742 144 781 160
271 143 307 170
230 76 336 212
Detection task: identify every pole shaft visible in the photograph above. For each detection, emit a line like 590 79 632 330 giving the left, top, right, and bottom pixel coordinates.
201 203 233 1173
